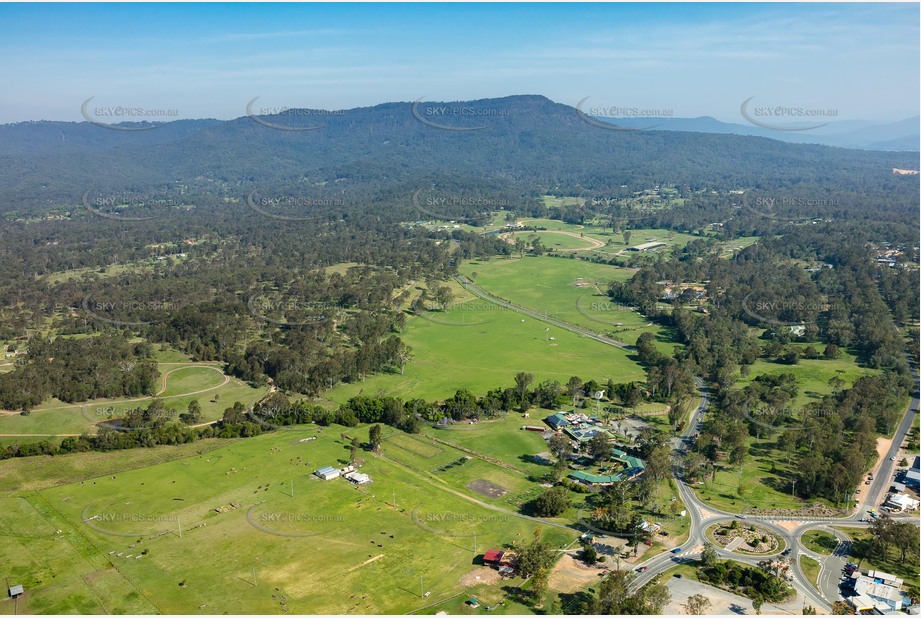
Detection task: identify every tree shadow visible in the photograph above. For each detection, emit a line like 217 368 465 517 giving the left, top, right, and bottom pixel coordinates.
558 591 594 615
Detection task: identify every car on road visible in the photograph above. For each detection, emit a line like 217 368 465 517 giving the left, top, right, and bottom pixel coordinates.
671 548 682 554
890 456 897 461
637 566 647 572
781 549 791 556
736 514 746 519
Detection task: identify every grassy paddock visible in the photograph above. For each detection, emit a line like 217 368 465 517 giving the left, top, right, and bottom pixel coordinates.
2 426 576 614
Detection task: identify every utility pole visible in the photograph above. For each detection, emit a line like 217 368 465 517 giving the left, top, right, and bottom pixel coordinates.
419 575 423 598
178 517 182 539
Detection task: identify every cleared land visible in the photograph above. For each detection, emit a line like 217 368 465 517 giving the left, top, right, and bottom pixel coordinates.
0 427 576 615
458 255 674 350
321 277 645 406
0 363 267 437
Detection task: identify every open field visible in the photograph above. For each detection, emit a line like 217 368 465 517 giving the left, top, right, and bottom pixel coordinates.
0 426 576 614
0 362 267 437
504 230 601 252
458 255 675 350
421 413 552 478
733 349 873 409
320 278 645 406
513 219 701 256
693 436 819 512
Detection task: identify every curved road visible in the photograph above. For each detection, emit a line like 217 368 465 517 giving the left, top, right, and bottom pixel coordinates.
459 273 920 612
632 363 920 611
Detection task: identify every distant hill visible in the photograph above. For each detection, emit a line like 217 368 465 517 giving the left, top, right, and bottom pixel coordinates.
600 115 919 151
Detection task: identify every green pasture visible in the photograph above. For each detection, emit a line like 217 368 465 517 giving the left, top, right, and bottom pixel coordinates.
1 427 575 614
320 279 645 406
0 363 267 437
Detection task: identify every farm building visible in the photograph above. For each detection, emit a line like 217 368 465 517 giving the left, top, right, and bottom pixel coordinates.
482 549 516 568
314 466 339 481
626 241 667 252
544 413 570 430
8 585 23 598
344 471 371 485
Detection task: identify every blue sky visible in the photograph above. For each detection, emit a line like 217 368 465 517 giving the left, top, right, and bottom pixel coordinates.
0 2 917 124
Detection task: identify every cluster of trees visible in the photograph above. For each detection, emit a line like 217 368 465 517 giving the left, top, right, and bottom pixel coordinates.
563 568 670 615
696 558 793 604
691 370 912 504
0 334 158 411
0 398 264 460
860 515 919 566
635 332 696 428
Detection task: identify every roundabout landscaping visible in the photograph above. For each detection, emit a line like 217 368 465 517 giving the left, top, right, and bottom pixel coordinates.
706 520 785 555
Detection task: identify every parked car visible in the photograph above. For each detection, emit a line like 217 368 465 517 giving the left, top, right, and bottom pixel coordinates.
673 574 683 578
643 540 652 546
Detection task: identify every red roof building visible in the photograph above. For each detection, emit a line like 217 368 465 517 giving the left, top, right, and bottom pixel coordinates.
483 549 504 564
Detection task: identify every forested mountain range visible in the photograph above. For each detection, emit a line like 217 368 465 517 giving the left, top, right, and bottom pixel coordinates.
1 95 917 223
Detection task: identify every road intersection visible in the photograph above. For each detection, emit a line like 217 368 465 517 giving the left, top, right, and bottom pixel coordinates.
456 274 919 612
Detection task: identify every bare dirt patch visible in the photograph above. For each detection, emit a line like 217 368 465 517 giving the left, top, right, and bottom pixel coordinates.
548 553 607 594
466 479 508 499
459 566 501 588
774 520 804 532
348 553 384 572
